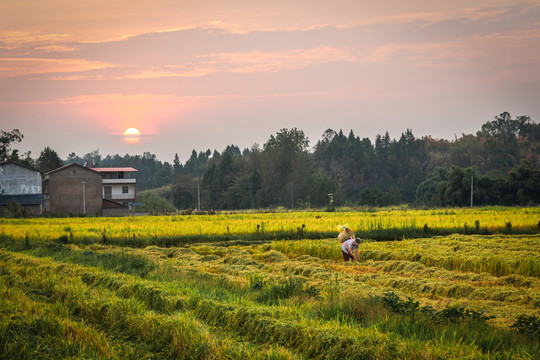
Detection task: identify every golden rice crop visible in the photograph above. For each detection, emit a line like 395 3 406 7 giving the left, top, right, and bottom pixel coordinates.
1 206 538 242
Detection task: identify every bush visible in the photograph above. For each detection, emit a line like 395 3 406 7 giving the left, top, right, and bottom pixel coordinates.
137 191 175 211
375 291 495 324
0 198 28 218
511 315 540 336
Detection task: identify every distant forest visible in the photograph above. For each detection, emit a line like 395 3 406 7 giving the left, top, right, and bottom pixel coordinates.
4 112 540 209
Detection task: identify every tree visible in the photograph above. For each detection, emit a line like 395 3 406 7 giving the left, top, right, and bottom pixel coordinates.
448 135 488 172
173 153 182 177
476 112 529 144
416 167 448 206
183 149 211 177
307 172 343 207
475 112 531 175
507 161 540 205
225 144 241 157
443 166 476 206
259 128 314 207
172 174 196 209
82 149 102 167
0 129 23 163
202 151 237 209
223 173 257 209
37 146 63 173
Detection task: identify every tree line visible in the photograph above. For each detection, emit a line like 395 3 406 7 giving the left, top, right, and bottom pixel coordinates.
2 112 539 209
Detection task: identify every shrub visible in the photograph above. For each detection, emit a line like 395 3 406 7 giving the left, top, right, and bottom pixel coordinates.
511 315 540 336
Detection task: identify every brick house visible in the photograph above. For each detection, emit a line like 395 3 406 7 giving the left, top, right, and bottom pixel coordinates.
43 163 103 215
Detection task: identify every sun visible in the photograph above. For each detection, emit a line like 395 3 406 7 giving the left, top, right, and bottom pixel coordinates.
123 127 141 144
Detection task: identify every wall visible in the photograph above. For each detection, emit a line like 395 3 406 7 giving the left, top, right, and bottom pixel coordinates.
105 184 136 200
0 163 41 195
45 165 102 215
102 207 130 217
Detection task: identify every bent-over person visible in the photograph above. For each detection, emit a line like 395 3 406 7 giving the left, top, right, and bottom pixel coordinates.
341 237 361 262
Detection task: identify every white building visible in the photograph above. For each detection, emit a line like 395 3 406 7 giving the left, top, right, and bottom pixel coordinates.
0 161 43 214
92 167 138 207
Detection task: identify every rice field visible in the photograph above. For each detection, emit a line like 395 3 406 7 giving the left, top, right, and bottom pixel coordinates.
0 207 539 359
1 207 538 244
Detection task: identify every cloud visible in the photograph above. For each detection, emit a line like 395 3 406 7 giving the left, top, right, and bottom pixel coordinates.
0 3 538 104
195 46 357 74
0 58 113 79
47 93 178 104
0 30 73 50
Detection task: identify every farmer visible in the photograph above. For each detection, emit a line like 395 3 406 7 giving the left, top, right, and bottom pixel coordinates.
341 237 361 262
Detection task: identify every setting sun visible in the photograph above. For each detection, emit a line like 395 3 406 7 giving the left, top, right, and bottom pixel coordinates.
123 127 141 144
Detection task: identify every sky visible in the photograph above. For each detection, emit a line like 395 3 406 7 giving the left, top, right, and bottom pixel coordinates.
1 0 539 163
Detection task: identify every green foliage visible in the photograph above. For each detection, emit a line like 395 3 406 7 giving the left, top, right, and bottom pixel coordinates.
37 146 63 173
0 198 28 218
511 315 540 336
375 291 495 324
476 112 529 144
172 174 197 209
0 129 23 163
417 163 540 206
359 186 402 206
258 128 314 208
255 276 306 304
306 172 343 207
248 273 266 290
137 190 175 211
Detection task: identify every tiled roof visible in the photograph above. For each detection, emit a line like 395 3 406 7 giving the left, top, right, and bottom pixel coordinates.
0 194 42 206
92 167 138 172
45 163 100 175
0 160 40 173
102 199 129 208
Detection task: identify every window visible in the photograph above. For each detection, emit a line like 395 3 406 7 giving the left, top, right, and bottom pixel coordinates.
118 172 124 179
104 186 112 199
122 186 129 194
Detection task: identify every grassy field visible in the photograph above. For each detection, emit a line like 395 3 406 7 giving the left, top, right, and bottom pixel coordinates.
1 207 538 244
0 207 539 359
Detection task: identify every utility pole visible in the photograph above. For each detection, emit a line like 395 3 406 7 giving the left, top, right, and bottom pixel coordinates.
82 181 86 215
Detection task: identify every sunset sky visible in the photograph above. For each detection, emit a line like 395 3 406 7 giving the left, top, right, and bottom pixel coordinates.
1 1 539 162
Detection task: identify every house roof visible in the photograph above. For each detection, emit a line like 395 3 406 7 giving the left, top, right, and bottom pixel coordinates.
102 198 129 208
45 162 101 176
92 167 138 172
0 194 43 206
0 160 41 173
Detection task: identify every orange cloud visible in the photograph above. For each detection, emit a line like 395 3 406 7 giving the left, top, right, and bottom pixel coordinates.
201 46 357 73
0 58 114 78
56 46 359 81
362 42 467 66
34 45 79 52
0 30 73 49
53 93 171 104
125 67 217 80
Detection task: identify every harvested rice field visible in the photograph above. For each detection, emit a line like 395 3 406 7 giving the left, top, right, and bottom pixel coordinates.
0 207 539 359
